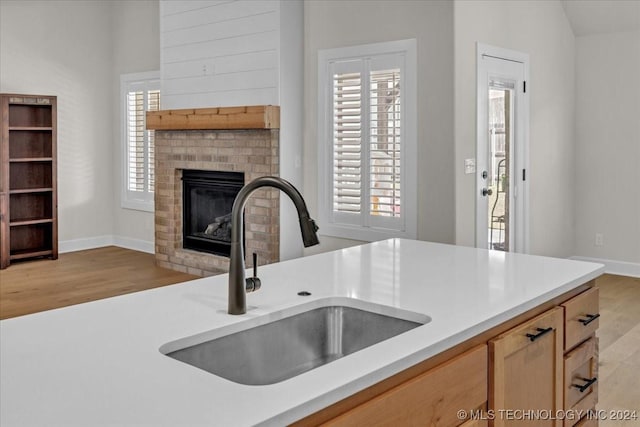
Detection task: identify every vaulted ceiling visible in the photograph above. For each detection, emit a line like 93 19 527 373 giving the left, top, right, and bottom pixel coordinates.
561 0 640 36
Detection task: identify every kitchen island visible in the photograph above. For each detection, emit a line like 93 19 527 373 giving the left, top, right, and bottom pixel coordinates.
0 239 604 426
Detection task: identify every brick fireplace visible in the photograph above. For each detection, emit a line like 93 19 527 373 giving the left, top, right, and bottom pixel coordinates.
147 106 280 277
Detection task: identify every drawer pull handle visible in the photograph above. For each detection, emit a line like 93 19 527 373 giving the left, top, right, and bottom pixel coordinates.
578 313 600 326
572 377 597 393
526 327 553 342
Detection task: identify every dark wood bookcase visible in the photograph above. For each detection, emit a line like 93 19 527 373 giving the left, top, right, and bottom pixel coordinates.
1 94 58 269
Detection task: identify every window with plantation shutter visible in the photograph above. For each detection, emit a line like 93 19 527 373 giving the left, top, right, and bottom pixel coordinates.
333 72 362 214
121 71 160 212
319 40 417 241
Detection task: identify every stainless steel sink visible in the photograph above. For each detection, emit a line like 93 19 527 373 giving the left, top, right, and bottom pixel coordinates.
161 299 429 385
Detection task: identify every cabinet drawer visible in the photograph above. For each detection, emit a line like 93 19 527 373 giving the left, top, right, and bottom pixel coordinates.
322 345 487 426
564 337 598 413
562 287 599 351
572 411 597 427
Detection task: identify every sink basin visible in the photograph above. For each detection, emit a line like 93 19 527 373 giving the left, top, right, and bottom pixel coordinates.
160 298 430 385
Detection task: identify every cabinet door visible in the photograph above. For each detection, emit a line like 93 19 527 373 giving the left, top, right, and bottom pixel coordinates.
323 345 488 426
489 307 564 427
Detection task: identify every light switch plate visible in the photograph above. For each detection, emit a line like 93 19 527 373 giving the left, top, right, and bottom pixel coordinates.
464 158 476 174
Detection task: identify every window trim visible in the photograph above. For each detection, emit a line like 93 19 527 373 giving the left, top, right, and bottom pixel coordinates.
317 39 417 242
120 71 160 213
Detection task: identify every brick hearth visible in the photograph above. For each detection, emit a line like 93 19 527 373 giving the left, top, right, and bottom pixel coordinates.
149 107 280 277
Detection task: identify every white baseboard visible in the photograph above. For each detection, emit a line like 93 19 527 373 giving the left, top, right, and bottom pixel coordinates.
59 235 115 253
570 256 640 278
59 235 154 255
112 236 154 254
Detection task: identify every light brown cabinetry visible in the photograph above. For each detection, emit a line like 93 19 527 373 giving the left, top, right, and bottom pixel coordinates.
562 287 599 352
489 307 564 427
460 419 489 427
564 337 598 426
488 289 600 427
323 345 487 426
0 94 58 269
561 289 600 427
294 283 600 427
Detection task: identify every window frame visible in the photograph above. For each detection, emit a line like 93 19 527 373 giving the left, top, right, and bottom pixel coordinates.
317 39 417 241
120 71 160 213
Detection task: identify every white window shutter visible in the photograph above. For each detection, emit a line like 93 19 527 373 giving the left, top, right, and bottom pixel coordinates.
121 72 160 212
333 71 362 214
369 68 401 219
318 40 417 241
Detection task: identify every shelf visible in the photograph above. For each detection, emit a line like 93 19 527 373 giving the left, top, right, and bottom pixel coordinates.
2 93 57 269
9 161 52 190
9 126 53 131
9 157 53 163
10 249 53 261
10 218 53 226
9 188 53 194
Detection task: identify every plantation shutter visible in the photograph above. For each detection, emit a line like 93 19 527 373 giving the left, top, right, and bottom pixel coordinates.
319 40 416 240
147 90 160 192
329 56 404 231
333 71 362 215
369 69 401 218
126 83 159 196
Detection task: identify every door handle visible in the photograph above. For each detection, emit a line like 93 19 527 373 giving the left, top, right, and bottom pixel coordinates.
482 188 493 197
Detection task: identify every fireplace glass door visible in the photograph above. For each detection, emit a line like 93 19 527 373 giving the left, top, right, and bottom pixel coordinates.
182 170 244 257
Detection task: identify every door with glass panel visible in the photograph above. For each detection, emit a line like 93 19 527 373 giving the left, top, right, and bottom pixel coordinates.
476 44 529 253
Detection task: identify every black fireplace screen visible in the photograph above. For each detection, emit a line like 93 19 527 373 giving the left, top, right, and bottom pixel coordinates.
182 170 244 257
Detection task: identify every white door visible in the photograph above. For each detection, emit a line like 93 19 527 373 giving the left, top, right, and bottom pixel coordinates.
476 44 529 253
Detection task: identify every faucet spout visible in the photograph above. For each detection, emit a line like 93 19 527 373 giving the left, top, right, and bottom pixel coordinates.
228 176 319 315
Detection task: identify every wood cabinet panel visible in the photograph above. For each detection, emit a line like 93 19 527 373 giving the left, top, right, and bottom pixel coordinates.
323 345 488 427
489 307 564 427
563 395 597 427
572 413 597 427
562 287 599 351
564 337 598 414
460 418 489 427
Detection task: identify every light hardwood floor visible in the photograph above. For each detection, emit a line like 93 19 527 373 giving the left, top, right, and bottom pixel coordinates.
0 249 638 421
0 246 196 319
596 274 640 426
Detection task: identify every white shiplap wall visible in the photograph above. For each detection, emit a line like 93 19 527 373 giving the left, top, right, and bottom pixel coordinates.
158 0 305 261
160 0 280 108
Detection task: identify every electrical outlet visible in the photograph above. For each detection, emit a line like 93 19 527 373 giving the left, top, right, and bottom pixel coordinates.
595 233 604 247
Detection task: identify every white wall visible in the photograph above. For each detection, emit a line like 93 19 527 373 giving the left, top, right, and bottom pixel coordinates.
159 0 279 109
111 0 161 250
278 0 305 260
574 30 640 264
302 0 455 255
158 0 304 261
454 0 576 258
0 0 115 245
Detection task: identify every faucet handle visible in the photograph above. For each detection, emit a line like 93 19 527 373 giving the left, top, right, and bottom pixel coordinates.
253 252 258 278
246 252 261 293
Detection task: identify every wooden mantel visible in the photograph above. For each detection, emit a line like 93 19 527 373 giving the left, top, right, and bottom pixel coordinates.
146 105 279 130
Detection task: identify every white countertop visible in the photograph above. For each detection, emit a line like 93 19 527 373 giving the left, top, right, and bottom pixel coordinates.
0 239 604 426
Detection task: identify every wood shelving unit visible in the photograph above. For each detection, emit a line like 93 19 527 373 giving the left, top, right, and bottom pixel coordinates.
1 94 58 269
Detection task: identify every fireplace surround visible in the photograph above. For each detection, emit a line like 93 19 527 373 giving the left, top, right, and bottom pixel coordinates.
148 106 280 277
